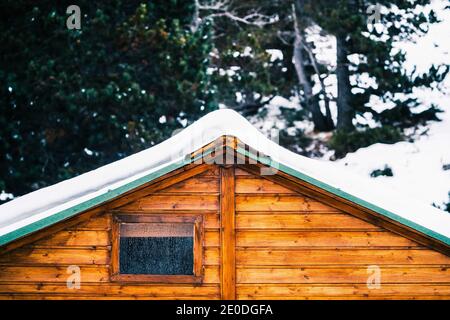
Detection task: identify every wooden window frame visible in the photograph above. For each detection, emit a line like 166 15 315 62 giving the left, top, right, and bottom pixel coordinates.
111 214 203 283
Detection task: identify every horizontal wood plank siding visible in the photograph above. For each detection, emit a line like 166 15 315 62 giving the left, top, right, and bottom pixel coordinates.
235 177 296 194
31 230 110 247
234 167 450 299
236 231 419 247
0 295 221 300
236 248 450 265
0 265 110 282
0 265 220 284
0 165 220 300
236 195 339 212
130 194 219 211
0 283 220 297
237 267 450 283
237 284 450 299
158 177 220 193
68 215 111 231
236 213 381 230
0 248 110 265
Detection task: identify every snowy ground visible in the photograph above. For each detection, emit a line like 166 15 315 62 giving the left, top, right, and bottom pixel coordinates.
333 2 450 209
333 90 450 209
253 89 450 209
251 1 450 210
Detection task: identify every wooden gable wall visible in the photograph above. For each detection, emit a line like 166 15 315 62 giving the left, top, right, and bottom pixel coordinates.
0 163 449 299
0 165 221 300
233 167 450 299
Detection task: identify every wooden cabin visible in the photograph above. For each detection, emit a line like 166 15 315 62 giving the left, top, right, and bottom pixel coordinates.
0 110 449 300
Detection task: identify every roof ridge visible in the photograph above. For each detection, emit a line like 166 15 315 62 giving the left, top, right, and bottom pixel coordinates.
0 109 449 249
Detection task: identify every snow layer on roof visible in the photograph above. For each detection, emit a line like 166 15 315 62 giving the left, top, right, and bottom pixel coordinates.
0 109 450 243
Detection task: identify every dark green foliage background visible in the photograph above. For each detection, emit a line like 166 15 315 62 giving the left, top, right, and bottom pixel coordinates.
329 126 403 158
370 165 394 178
0 0 217 199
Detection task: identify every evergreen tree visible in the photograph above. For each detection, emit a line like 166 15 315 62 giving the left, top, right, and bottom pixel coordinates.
300 0 449 131
196 0 294 117
0 0 216 200
195 0 448 136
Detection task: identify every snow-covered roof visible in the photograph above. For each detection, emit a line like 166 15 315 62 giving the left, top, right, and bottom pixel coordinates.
1 109 450 247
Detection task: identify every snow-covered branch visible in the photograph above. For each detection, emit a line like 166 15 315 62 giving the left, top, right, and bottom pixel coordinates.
195 0 278 29
198 0 230 11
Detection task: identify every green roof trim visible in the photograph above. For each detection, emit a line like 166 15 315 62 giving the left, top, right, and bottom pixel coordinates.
0 149 214 247
236 146 450 246
1 142 449 248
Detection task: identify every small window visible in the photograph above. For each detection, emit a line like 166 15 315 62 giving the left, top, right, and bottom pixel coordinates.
111 215 203 283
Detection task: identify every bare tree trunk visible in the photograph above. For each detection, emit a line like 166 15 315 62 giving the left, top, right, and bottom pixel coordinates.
293 2 333 132
336 34 354 131
191 0 200 32
303 42 334 130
